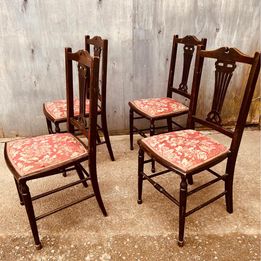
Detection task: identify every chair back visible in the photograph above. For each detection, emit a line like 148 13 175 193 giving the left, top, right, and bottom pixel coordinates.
65 48 100 165
188 47 260 170
167 35 207 100
85 35 108 112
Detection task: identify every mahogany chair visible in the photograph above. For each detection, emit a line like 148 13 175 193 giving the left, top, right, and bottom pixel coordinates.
129 35 207 150
43 35 115 161
4 48 107 249
136 47 260 246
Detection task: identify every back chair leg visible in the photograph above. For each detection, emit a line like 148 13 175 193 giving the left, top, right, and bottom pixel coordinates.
90 168 107 217
187 175 194 185
167 117 172 132
129 109 134 150
46 118 54 134
101 113 115 161
54 122 61 133
137 148 145 204
75 164 88 187
225 172 234 213
178 177 188 247
150 120 156 173
20 182 42 250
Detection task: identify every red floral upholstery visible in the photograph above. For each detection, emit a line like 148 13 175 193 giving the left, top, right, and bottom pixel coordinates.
130 97 188 118
6 133 88 176
44 98 100 121
140 129 229 173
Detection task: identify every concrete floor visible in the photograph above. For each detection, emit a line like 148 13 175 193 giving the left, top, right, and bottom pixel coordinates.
0 130 260 260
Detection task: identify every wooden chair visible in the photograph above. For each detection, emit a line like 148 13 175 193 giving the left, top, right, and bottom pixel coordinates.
43 35 115 161
4 48 107 249
136 47 260 246
129 35 207 150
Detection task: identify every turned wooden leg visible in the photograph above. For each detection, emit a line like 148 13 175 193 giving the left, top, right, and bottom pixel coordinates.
137 148 145 204
20 182 42 250
178 177 187 247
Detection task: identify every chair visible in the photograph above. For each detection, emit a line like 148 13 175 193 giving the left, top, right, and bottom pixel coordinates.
4 48 107 249
43 35 115 161
129 35 207 151
136 47 260 246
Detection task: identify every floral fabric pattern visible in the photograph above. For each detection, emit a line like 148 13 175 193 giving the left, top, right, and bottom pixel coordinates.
130 97 188 117
44 98 96 120
6 133 88 176
141 129 229 173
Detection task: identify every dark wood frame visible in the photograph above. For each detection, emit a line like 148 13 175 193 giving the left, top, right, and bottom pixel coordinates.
129 35 207 150
137 46 260 246
43 35 114 161
4 48 107 249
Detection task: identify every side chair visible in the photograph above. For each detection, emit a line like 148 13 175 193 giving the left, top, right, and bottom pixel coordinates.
4 48 107 249
129 35 207 150
43 35 115 161
136 46 260 246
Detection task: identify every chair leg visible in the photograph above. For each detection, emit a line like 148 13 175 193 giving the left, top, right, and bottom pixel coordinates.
129 109 134 150
187 175 194 185
46 118 54 134
225 172 233 213
75 164 88 187
96 128 102 144
14 178 24 205
167 117 172 132
54 122 61 133
90 167 107 217
178 177 187 247
137 148 145 204
20 182 42 250
150 120 156 173
101 112 115 161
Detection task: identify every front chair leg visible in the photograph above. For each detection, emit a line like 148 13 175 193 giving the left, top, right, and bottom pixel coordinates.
137 148 145 204
178 176 188 247
20 182 42 250
14 178 24 205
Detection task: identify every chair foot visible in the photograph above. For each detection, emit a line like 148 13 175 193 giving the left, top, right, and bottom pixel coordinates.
62 171 67 177
137 199 142 204
177 240 184 247
35 243 42 250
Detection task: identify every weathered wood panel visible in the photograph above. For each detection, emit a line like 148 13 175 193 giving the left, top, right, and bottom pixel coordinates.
0 0 260 137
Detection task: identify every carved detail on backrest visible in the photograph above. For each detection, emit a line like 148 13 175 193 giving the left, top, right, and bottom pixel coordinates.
85 36 105 100
178 44 195 93
168 35 207 99
77 63 89 120
206 59 237 125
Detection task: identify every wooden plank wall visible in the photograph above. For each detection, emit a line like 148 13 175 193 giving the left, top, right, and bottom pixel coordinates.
0 0 260 137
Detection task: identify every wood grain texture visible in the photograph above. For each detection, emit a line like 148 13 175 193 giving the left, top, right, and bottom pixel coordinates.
0 0 260 136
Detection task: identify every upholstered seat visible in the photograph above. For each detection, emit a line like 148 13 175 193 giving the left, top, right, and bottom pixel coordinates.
139 129 229 173
6 133 88 177
129 97 189 119
43 98 100 121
